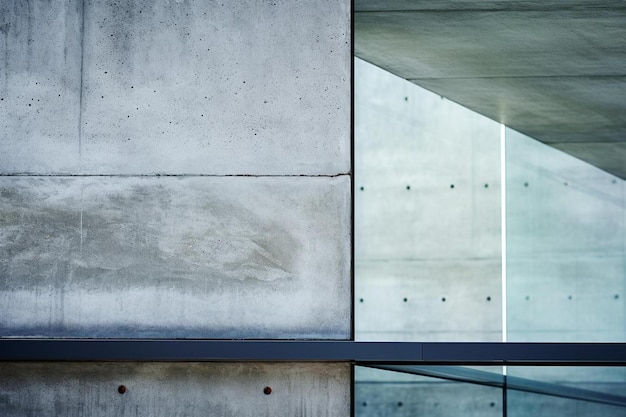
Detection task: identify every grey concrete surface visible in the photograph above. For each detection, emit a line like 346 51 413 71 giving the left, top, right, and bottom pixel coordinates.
0 362 350 417
1 0 350 175
356 260 502 342
505 128 626 343
0 0 351 340
354 58 502 343
0 0 82 174
355 1 626 178
0 175 350 338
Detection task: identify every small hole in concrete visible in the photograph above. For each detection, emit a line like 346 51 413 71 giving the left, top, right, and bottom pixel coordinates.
118 385 127 394
450 184 454 189
360 186 364 191
406 185 410 190
441 297 446 302
615 294 620 299
484 184 489 188
404 96 408 101
397 402 403 407
490 402 495 407
568 295 572 300
359 298 364 303
362 402 367 407
403 297 408 302
263 386 272 395
486 296 491 301
524 182 529 187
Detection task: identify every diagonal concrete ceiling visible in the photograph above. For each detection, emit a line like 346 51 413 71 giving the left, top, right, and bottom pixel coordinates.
355 0 626 179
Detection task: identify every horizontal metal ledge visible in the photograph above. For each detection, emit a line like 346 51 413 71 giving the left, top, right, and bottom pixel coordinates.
1 340 626 364
0 340 419 362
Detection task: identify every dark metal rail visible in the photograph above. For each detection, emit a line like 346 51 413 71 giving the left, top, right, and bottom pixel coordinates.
1 340 626 365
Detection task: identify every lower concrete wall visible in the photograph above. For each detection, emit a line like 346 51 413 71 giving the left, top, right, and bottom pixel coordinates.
0 362 350 417
0 176 350 338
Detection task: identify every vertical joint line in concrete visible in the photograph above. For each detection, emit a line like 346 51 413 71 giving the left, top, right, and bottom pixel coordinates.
500 123 507 349
77 0 86 170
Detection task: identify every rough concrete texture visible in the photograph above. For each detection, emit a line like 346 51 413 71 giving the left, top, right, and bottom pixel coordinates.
1 0 350 175
0 176 351 338
0 362 350 417
506 128 625 342
355 1 626 178
354 58 502 342
0 0 82 174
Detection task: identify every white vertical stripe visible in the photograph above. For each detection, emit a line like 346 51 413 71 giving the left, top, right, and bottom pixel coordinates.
500 123 507 342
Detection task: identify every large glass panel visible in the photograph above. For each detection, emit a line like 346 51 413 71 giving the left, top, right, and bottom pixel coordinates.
507 367 626 417
355 58 502 342
505 127 626 342
355 366 503 417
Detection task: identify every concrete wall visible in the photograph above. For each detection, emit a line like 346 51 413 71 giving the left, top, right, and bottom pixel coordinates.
0 362 350 417
506 128 626 342
1 0 351 415
0 0 351 339
354 58 502 343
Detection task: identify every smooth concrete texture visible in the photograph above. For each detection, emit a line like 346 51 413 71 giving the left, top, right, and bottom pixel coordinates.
506 128 625 342
0 176 350 338
355 1 626 178
354 58 502 342
0 362 350 417
356 261 502 342
0 0 82 174
1 0 350 175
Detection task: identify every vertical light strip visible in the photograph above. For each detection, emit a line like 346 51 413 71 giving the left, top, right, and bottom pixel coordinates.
501 124 508 380
501 123 507 345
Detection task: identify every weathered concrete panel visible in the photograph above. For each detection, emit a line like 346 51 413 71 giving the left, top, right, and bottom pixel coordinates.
0 176 350 338
0 362 350 417
79 0 350 175
0 0 82 174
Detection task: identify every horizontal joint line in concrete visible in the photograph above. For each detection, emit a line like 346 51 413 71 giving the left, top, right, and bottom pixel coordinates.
0 173 352 178
2 341 626 364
